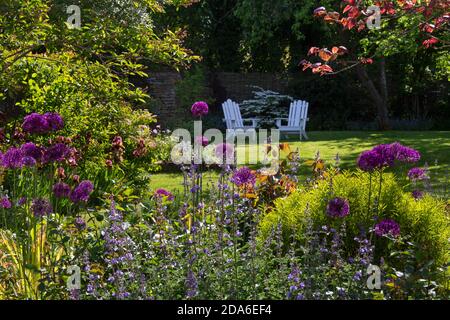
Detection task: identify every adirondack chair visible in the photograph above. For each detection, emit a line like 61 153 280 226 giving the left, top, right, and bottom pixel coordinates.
222 99 259 138
275 100 309 140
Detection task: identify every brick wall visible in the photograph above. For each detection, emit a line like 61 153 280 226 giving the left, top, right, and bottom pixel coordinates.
214 72 289 103
146 71 290 126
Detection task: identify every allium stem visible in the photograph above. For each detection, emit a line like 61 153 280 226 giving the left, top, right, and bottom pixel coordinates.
367 172 372 220
376 170 383 217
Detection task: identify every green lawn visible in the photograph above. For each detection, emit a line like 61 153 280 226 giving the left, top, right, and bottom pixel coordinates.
150 131 450 197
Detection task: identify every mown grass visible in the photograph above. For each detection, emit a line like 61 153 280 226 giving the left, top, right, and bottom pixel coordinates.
149 131 450 198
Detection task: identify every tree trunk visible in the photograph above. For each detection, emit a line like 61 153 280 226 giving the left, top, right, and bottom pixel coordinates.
356 63 391 130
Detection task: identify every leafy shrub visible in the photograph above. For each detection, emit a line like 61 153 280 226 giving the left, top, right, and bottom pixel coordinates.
259 170 450 266
240 86 293 129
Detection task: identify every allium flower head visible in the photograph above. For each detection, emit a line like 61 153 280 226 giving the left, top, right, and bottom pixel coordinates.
70 180 94 203
53 182 71 198
22 113 50 134
1 147 23 169
20 142 43 162
389 142 420 163
231 166 256 187
154 188 174 201
357 142 421 171
31 198 53 217
357 150 382 172
326 197 350 218
22 156 37 167
43 143 70 163
412 189 424 200
191 101 209 117
407 167 427 181
44 112 64 131
374 218 400 237
0 196 12 209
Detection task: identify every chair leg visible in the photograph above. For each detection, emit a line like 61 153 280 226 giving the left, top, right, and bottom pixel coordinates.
302 130 308 140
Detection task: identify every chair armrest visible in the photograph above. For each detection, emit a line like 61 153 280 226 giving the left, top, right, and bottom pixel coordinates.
242 118 260 127
275 118 288 127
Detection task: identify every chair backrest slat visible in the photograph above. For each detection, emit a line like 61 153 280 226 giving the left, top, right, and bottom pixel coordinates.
222 99 244 129
287 100 309 128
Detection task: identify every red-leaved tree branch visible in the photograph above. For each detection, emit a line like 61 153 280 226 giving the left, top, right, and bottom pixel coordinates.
300 0 449 76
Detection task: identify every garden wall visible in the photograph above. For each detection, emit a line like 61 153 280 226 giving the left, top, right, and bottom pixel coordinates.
146 71 289 126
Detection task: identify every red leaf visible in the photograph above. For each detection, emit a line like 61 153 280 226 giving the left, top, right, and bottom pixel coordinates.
343 5 353 14
307 47 320 56
422 38 439 48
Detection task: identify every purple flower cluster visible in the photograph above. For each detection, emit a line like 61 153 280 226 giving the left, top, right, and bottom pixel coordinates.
1 147 24 168
287 264 305 300
326 197 350 218
412 189 424 200
357 142 420 172
21 142 43 162
0 196 12 209
374 218 400 237
230 166 256 187
104 199 136 299
53 182 71 198
22 112 64 134
31 198 53 217
154 188 174 201
191 101 209 117
42 143 70 163
70 180 94 203
0 140 73 169
407 167 427 182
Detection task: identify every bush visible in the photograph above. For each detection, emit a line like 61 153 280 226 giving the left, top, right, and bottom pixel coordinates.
259 170 450 266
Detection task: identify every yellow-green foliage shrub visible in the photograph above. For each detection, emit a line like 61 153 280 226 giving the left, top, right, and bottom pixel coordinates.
259 171 450 265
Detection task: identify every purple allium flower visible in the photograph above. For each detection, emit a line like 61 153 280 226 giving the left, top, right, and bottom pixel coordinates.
327 198 350 218
357 143 421 171
215 143 234 159
326 197 350 218
31 198 53 217
154 188 174 201
0 196 12 209
1 147 23 169
44 112 64 131
43 143 70 163
389 142 420 163
52 182 71 198
20 142 43 162
407 167 427 181
357 150 383 172
230 166 256 187
374 218 400 237
194 135 209 147
22 113 50 134
21 156 37 167
191 101 209 117
70 180 94 203
412 189 424 200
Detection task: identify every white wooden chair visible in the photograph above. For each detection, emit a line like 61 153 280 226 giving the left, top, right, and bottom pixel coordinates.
222 99 259 138
275 100 309 140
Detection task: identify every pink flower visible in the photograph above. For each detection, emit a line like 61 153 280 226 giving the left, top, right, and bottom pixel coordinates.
191 101 209 117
